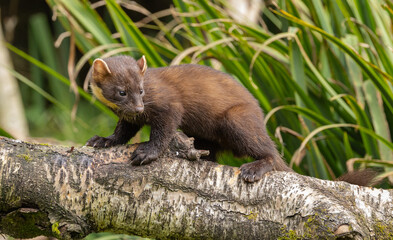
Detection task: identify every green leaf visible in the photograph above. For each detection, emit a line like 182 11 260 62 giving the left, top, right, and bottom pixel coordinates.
276 9 393 115
57 0 114 45
363 80 392 161
6 43 116 119
105 0 166 67
343 132 354 160
346 95 379 158
0 128 14 139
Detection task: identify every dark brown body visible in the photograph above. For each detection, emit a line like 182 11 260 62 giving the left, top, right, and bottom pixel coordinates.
86 56 292 182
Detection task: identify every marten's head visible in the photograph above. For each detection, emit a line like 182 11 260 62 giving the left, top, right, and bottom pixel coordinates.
89 55 147 116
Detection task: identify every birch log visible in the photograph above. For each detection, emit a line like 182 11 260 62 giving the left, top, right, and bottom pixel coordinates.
0 134 392 240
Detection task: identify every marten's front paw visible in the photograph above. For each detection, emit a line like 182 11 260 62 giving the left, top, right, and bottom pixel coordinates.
240 159 274 183
131 143 159 165
86 135 118 148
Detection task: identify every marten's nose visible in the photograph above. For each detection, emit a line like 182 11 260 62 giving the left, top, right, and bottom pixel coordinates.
135 105 144 113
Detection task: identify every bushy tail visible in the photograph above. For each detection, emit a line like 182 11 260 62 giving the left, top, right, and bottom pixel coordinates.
337 169 379 186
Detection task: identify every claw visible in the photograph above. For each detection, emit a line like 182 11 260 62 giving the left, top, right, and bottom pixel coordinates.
86 135 120 148
240 159 274 183
140 158 152 165
130 143 159 166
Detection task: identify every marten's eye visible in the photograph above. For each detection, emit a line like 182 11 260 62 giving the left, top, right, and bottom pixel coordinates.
139 89 144 95
119 91 126 96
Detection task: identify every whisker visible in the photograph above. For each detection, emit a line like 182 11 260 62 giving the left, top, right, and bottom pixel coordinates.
144 101 156 105
145 89 166 94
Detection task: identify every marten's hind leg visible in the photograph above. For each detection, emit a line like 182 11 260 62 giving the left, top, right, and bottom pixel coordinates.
221 104 292 182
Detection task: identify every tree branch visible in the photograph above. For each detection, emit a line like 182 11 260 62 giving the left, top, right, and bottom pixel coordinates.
0 134 392 239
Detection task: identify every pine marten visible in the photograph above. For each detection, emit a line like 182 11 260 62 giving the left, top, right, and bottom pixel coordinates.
85 55 293 182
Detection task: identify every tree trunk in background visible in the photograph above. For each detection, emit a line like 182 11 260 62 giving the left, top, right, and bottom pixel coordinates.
227 0 262 24
0 134 393 240
0 20 29 139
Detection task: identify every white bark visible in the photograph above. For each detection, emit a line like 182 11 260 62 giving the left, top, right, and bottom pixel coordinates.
226 0 262 24
0 135 392 239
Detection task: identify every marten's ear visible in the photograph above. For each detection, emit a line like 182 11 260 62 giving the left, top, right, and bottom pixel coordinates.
92 58 111 80
136 55 147 75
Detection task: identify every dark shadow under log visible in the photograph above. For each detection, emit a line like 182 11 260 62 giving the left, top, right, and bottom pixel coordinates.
0 134 392 239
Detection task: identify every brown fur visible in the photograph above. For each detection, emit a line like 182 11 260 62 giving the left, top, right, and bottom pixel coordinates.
85 56 378 185
337 169 379 187
86 56 291 182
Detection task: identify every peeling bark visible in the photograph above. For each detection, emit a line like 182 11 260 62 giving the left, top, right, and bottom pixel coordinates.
0 134 392 240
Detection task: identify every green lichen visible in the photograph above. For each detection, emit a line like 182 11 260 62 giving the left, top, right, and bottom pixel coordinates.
0 209 52 238
277 229 298 240
52 221 61 237
279 215 336 239
373 220 393 239
0 186 22 211
244 211 258 221
16 154 32 162
283 212 393 239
